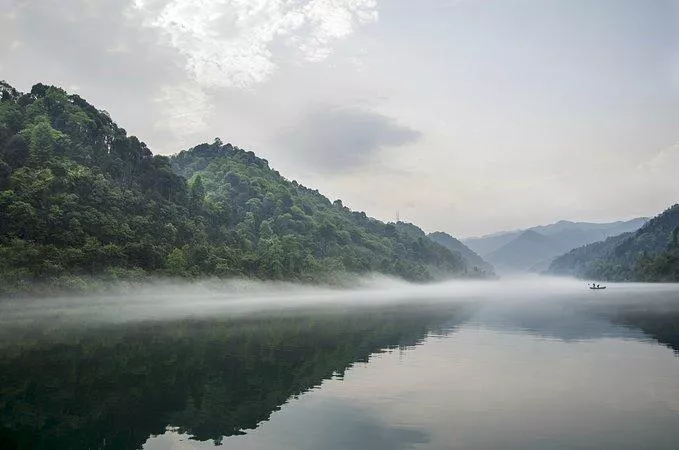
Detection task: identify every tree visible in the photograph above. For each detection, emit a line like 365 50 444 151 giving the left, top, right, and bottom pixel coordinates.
0 160 10 189
2 134 29 167
28 120 55 166
259 220 274 241
189 175 206 206
167 247 189 276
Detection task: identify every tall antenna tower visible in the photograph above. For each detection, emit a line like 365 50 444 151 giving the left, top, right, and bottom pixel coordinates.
396 210 400 223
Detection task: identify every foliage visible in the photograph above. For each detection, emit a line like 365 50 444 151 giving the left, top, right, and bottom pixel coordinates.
548 232 633 278
170 141 468 282
0 82 472 294
549 205 679 281
428 231 495 277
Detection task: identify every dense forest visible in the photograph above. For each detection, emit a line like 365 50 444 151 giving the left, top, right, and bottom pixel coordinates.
549 205 679 281
548 232 634 278
0 82 477 295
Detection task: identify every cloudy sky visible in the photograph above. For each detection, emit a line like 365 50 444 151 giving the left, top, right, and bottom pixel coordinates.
2 0 679 237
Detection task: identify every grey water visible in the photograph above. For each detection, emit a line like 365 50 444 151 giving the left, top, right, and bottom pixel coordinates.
1 278 679 450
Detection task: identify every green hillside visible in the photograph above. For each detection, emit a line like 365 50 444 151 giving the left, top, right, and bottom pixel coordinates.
549 205 679 281
0 82 469 294
428 231 494 276
171 142 466 282
548 232 634 277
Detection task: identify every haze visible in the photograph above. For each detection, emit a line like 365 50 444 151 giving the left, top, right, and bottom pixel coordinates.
2 0 678 236
2 277 677 330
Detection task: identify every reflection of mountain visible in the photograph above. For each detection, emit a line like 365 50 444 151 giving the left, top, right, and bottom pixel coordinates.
608 307 679 355
0 304 473 450
475 299 679 357
472 302 646 342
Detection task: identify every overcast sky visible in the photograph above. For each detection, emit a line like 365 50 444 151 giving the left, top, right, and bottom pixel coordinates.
2 0 679 237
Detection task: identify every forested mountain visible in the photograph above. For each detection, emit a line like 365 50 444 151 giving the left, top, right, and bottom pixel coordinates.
0 82 471 294
548 232 634 277
549 205 679 281
170 142 467 282
464 218 647 274
428 231 494 276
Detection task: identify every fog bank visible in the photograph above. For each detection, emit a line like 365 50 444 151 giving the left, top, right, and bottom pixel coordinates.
2 275 679 329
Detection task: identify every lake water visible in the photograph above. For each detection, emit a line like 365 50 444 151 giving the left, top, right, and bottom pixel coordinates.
1 279 679 450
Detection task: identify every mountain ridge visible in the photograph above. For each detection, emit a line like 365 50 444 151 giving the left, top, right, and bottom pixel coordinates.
465 218 648 274
549 205 679 281
428 231 495 276
0 81 477 294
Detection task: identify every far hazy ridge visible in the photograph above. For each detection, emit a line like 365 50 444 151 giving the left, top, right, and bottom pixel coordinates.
464 218 648 274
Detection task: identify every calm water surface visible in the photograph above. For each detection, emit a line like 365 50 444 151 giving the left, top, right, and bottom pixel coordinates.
1 280 679 449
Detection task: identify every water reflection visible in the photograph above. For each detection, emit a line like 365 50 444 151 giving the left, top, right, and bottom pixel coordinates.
0 302 473 450
600 302 679 355
2 283 679 450
189 292 679 450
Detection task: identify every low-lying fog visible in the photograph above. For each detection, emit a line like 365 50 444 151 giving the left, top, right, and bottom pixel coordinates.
2 275 678 327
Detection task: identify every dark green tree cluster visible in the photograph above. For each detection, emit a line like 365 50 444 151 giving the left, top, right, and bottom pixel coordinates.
0 82 474 294
633 226 679 282
549 204 679 281
0 82 196 293
548 232 633 278
170 141 467 282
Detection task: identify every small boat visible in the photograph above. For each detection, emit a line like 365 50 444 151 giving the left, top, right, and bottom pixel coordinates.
589 284 607 290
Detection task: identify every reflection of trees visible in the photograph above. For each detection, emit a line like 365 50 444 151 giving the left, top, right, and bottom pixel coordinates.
0 303 472 450
611 309 679 355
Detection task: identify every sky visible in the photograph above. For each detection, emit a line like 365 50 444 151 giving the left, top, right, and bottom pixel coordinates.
1 0 679 237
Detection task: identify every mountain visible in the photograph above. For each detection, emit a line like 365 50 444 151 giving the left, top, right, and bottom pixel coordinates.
464 218 647 274
548 232 634 277
463 231 522 256
0 82 471 294
170 143 467 282
428 231 494 276
530 219 648 239
484 230 563 273
549 205 679 281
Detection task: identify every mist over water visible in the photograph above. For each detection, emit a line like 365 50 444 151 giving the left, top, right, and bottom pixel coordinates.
1 276 677 327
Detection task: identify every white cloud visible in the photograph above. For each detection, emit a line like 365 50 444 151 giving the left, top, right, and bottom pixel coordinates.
131 0 379 89
643 141 679 175
152 83 214 145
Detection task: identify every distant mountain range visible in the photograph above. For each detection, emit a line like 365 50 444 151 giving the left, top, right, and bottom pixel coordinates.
463 218 648 274
428 232 494 276
549 205 679 281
